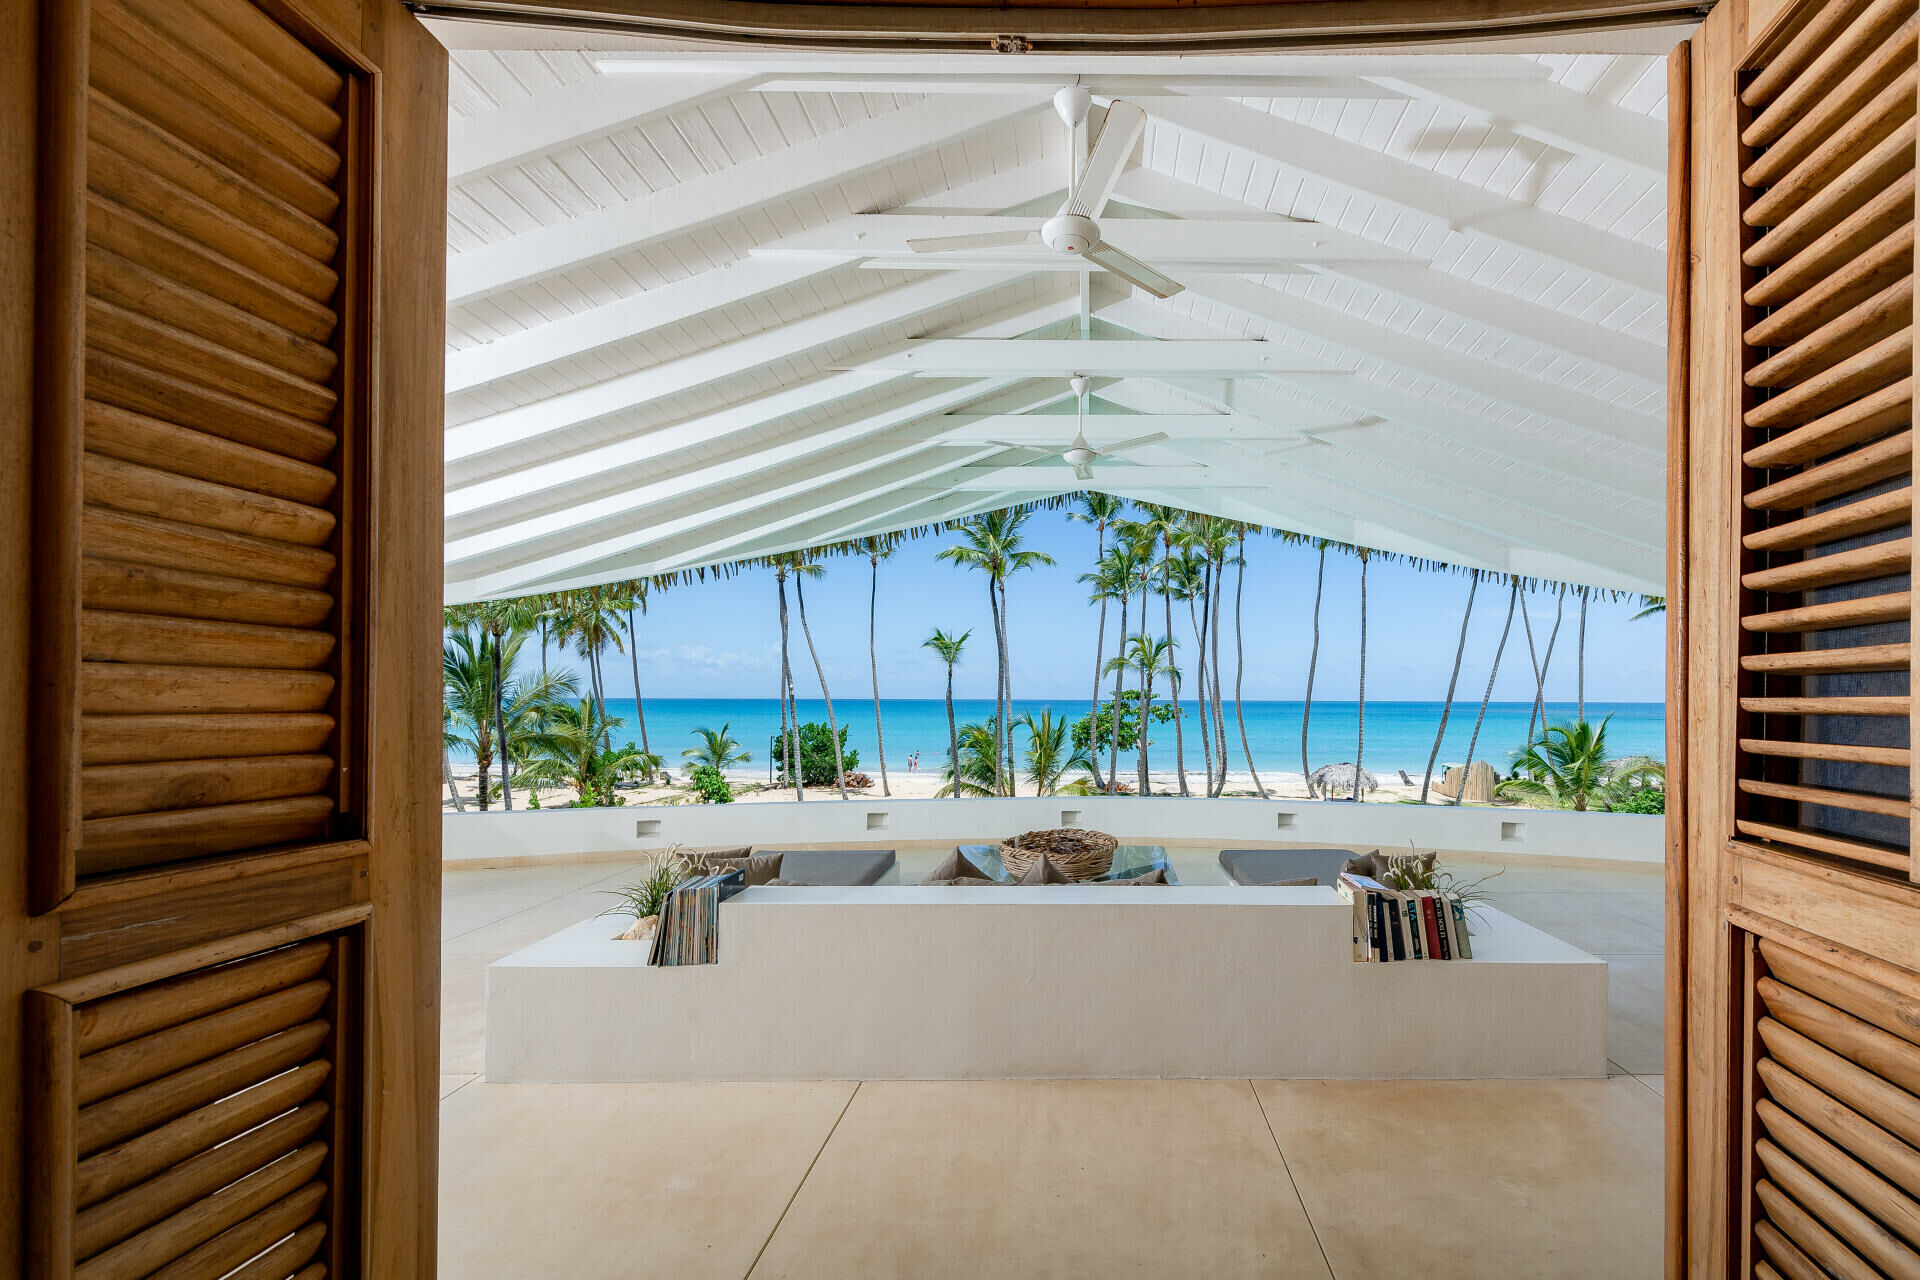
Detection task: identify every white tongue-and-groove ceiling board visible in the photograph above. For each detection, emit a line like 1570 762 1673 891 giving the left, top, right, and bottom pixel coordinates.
433 31 1678 602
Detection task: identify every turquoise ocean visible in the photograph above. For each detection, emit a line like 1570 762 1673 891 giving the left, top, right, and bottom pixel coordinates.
574 698 1665 781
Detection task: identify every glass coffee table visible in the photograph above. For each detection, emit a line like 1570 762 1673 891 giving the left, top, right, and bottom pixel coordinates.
956 843 1178 884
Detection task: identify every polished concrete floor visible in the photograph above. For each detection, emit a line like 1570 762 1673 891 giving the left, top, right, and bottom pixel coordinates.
437 848 1666 1278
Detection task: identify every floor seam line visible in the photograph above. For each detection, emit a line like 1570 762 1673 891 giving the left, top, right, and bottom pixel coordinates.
1250 1081 1336 1280
744 1080 861 1280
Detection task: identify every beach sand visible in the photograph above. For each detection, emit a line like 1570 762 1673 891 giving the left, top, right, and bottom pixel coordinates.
441 766 1466 812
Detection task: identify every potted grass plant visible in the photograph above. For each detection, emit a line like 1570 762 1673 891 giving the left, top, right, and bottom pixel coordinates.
602 848 692 941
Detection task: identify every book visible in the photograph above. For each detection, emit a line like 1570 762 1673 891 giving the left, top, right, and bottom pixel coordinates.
1447 894 1474 960
1428 892 1452 961
1384 897 1407 961
1418 893 1444 961
1403 891 1423 960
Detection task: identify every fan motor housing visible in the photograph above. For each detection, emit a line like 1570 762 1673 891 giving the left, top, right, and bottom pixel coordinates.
1041 214 1099 255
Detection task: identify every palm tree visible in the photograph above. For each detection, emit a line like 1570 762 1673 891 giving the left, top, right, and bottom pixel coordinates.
1575 585 1590 723
515 698 652 806
618 578 655 757
769 557 805 801
1069 493 1125 792
1108 632 1176 795
938 509 1055 794
1300 542 1328 797
1138 503 1194 796
1421 571 1480 805
466 598 538 809
1092 539 1143 793
683 723 752 772
1458 576 1522 803
1232 525 1266 799
1016 708 1094 796
784 553 847 798
923 628 970 801
1193 516 1238 797
444 628 500 811
1523 584 1567 746
551 587 625 752
937 721 1000 798
1353 550 1369 802
442 704 467 812
1166 548 1212 790
862 536 898 797
1632 595 1665 620
1498 716 1663 812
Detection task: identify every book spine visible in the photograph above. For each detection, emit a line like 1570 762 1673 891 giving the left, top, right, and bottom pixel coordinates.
1402 895 1422 960
1368 895 1385 961
1449 895 1474 960
1420 893 1444 960
1385 898 1405 961
1430 893 1452 960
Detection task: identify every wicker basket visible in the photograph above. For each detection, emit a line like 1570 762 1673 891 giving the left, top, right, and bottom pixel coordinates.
998 828 1118 881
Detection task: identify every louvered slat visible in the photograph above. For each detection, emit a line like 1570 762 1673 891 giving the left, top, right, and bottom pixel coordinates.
1750 940 1920 1278
1736 0 1915 875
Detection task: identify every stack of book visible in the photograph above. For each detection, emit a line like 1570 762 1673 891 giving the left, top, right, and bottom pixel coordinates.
647 869 746 966
1336 872 1475 962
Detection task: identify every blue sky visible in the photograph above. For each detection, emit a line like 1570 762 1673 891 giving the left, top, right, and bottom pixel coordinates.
544 506 1665 704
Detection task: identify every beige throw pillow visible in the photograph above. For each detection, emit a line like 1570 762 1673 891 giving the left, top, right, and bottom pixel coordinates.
690 851 784 886
921 849 992 885
1017 854 1072 885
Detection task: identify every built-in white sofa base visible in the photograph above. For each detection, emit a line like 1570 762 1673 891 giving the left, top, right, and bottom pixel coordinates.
486 887 1607 1082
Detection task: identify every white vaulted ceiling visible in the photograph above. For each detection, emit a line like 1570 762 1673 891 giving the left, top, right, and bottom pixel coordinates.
436 39 1674 602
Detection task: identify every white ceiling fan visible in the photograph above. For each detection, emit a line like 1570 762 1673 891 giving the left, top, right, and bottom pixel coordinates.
905 88 1184 300
992 376 1170 481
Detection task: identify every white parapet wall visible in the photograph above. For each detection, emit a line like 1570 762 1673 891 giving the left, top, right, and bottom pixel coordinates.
445 795 1662 866
486 889 1609 1082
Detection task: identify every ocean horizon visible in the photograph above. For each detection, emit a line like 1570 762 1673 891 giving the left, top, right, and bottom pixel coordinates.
464 697 1666 780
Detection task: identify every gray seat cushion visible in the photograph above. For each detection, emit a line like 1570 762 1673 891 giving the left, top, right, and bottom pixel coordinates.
1218 848 1354 887
755 849 896 886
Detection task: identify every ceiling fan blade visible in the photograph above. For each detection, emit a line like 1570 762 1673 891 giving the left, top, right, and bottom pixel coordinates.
1084 241 1184 299
1065 100 1147 220
1097 432 1170 455
905 229 1040 253
1073 460 1094 482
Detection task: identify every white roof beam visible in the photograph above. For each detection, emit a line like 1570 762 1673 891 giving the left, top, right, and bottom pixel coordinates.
449 71 757 186
935 463 1228 489
843 339 1342 377
1099 299 1663 502
1362 75 1667 182
446 157 1076 394
926 411 1326 444
449 377 1071 564
1178 274 1662 450
755 216 1417 271
447 93 1051 305
1101 365 1658 551
752 75 1406 98
447 268 1032 464
1139 96 1663 298
1109 167 1666 387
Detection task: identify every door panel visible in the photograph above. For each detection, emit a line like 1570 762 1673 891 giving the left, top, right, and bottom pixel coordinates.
7 0 445 1275
1681 0 1920 1274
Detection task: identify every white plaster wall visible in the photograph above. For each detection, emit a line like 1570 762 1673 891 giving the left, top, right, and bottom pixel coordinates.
486 892 1608 1082
445 795 1662 865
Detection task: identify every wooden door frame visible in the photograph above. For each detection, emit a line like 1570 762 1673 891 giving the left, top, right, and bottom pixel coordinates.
1 1 446 1274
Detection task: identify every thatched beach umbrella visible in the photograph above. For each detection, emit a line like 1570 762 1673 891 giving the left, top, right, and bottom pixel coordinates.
1310 762 1377 797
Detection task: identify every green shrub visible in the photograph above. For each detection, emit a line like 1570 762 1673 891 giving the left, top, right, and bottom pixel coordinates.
688 764 734 804
770 721 858 787
1614 786 1666 815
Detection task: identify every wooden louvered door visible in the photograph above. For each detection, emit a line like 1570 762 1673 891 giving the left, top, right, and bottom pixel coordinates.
2 0 445 1275
1679 0 1920 1274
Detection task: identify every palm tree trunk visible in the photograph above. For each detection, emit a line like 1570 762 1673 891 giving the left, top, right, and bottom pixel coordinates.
1300 546 1326 798
999 579 1015 796
1164 553 1189 797
1188 594 1213 792
1109 594 1127 791
1520 590 1542 746
869 555 889 797
794 574 847 799
1460 577 1521 802
491 632 514 811
1577 586 1589 723
1234 533 1265 798
777 574 803 801
625 605 650 756
1136 581 1151 797
1089 594 1109 793
1210 552 1228 796
987 576 1005 796
1354 555 1368 802
945 665 961 801
1534 585 1567 740
1421 572 1479 805
444 741 466 812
